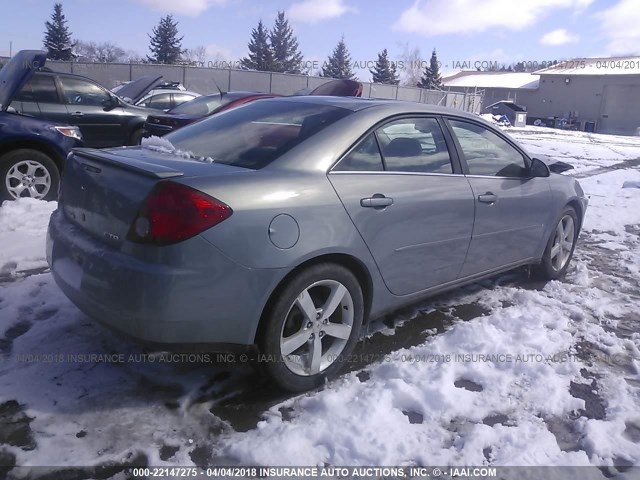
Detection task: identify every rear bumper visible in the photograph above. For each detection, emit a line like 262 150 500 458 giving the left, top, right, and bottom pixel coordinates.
47 209 282 345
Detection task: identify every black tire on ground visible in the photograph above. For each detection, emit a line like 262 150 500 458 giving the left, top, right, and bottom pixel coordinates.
533 206 579 280
258 263 364 392
129 128 144 146
0 149 60 201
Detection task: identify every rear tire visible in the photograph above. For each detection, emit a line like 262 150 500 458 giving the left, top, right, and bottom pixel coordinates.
258 263 363 392
533 207 579 280
0 149 60 201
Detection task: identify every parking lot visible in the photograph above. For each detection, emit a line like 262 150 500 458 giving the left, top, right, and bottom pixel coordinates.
0 125 639 478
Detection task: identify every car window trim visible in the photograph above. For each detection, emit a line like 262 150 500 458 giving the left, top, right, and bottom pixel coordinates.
441 116 533 178
331 170 466 178
329 114 463 175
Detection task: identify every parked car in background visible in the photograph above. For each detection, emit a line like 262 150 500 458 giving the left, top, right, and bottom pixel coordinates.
136 89 200 111
114 80 200 111
0 50 82 200
143 79 364 138
143 91 278 138
48 96 587 391
9 54 160 148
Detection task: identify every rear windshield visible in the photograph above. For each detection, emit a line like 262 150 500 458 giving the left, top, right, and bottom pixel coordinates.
169 94 222 115
164 101 352 169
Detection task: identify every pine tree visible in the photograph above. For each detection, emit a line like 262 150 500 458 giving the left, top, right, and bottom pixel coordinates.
43 3 74 61
241 20 274 71
321 37 355 80
269 11 303 73
370 49 399 85
417 49 443 90
147 15 184 64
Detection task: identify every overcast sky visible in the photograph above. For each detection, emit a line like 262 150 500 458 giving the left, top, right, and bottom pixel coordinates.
1 0 638 80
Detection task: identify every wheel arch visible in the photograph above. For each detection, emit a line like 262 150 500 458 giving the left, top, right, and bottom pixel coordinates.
254 252 374 343
0 140 65 172
566 198 584 230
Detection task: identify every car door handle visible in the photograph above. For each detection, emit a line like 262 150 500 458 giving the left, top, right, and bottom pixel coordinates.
478 192 498 204
71 112 84 117
361 194 393 209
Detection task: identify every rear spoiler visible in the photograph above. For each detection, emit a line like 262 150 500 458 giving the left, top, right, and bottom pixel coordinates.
73 148 184 179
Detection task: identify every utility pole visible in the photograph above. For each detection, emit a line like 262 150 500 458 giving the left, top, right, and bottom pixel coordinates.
9 41 12 57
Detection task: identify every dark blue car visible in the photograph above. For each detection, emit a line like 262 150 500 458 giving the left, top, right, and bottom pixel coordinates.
0 50 82 200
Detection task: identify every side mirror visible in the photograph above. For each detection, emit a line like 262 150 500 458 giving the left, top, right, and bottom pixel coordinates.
103 95 119 111
529 157 550 178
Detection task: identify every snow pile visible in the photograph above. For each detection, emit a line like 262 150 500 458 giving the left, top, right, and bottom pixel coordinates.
0 198 56 275
141 136 215 163
480 113 511 127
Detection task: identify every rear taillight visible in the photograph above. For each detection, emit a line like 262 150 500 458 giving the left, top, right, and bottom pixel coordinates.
127 182 232 246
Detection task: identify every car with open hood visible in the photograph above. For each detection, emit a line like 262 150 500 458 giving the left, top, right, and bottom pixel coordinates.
142 79 363 139
9 60 160 148
0 50 82 200
116 80 200 112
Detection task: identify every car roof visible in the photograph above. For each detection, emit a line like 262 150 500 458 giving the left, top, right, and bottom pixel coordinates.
255 95 482 120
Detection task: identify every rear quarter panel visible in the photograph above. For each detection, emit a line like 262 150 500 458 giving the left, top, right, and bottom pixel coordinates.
183 170 391 319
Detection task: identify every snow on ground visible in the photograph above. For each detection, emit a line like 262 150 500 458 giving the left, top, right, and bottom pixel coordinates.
0 199 55 275
506 126 640 176
0 125 640 477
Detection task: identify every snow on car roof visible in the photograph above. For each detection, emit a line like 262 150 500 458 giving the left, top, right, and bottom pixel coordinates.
443 72 540 90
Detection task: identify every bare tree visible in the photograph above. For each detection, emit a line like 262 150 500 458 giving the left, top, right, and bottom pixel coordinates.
398 42 423 87
74 40 126 62
183 45 207 66
124 50 146 64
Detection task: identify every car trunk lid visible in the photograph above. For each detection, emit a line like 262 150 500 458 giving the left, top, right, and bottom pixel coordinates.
61 147 247 248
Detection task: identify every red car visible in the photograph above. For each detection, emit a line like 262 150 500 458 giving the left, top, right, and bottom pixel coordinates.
142 79 362 138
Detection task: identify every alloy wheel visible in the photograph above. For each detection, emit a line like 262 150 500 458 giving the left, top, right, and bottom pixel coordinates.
550 214 575 271
279 279 354 376
5 160 52 200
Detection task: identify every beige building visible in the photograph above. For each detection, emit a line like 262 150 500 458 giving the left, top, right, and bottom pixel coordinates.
444 57 640 135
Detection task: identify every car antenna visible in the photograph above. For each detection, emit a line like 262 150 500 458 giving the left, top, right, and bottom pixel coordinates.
211 78 224 95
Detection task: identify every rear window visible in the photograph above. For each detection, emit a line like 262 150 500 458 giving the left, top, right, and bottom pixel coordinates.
164 101 352 169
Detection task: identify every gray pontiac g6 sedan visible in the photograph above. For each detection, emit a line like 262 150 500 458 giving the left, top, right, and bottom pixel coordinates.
47 96 588 391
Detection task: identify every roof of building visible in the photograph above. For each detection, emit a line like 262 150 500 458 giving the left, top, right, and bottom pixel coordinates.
443 72 540 90
535 56 640 75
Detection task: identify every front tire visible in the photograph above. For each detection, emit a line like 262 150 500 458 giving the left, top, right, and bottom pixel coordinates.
534 207 579 280
0 149 60 201
258 263 363 392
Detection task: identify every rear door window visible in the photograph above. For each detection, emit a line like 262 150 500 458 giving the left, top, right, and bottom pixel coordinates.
15 74 59 103
334 133 384 172
376 117 453 174
147 93 173 110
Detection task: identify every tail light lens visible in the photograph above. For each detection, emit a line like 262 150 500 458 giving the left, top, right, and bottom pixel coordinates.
127 182 232 246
